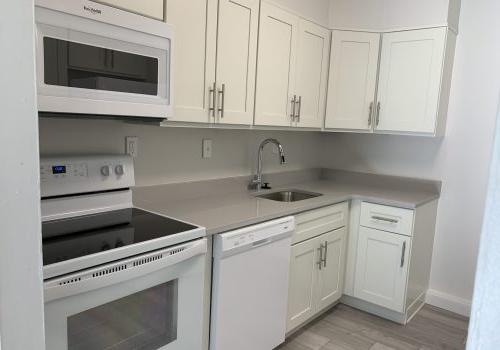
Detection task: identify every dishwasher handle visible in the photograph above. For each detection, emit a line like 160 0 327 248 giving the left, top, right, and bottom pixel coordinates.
214 217 295 258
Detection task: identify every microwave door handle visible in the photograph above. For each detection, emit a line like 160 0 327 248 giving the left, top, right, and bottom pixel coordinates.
44 239 207 303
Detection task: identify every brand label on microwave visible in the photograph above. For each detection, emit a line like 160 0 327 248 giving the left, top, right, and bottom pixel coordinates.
83 5 102 15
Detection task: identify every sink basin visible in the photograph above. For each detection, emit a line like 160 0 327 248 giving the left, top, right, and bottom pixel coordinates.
256 190 323 202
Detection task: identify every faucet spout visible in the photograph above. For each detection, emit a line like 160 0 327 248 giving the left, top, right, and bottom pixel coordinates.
249 139 286 191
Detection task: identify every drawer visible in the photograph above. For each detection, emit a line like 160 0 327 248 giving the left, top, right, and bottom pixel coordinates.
293 202 348 244
360 202 414 236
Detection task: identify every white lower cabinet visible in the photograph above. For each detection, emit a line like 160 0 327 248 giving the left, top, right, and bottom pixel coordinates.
354 227 410 312
287 228 346 332
287 203 348 333
287 237 319 331
316 229 347 312
343 200 438 324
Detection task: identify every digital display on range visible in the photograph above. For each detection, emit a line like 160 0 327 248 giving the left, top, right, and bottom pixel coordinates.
52 165 66 174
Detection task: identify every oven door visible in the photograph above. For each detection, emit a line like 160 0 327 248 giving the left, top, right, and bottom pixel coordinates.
44 238 206 350
35 5 172 119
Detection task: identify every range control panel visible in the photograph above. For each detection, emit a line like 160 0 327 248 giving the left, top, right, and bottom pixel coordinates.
40 155 135 198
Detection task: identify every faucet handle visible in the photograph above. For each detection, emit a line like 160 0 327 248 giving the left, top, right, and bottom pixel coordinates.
261 182 272 190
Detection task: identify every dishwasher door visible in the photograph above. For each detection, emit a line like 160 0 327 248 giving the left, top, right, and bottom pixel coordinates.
210 217 295 350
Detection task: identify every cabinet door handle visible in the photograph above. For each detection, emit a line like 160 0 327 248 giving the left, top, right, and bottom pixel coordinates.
400 241 406 268
371 215 398 224
218 83 226 118
317 244 324 270
290 95 297 121
323 240 328 267
209 82 216 118
368 102 374 127
296 96 302 123
376 102 381 126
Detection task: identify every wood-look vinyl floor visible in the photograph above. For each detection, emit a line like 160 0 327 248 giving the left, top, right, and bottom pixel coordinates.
277 304 469 350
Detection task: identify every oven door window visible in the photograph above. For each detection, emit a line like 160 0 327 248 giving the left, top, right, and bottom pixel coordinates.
67 280 178 350
43 37 159 96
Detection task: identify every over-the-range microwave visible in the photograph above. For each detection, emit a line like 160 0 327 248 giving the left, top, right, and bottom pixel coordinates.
35 0 173 121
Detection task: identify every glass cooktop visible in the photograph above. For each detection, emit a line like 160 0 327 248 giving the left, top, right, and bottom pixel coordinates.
42 208 197 266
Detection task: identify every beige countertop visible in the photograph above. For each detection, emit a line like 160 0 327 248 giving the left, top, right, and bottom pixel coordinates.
133 169 440 235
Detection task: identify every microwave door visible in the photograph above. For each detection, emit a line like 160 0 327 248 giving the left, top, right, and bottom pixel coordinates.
35 5 173 119
43 37 160 96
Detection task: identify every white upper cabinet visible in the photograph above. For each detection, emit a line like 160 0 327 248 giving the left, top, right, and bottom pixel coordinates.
166 0 217 123
294 20 331 129
93 0 165 20
215 0 259 125
375 27 450 134
255 3 329 128
325 31 380 130
167 0 257 125
254 3 298 127
326 27 456 136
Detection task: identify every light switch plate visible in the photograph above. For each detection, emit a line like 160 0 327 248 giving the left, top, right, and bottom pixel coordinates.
202 139 213 159
126 136 139 158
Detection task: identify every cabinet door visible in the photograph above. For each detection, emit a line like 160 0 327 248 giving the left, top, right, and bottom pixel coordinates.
166 0 217 123
316 228 347 312
215 0 259 125
287 236 320 332
375 28 447 134
93 0 165 20
354 227 410 312
294 20 330 129
255 3 298 127
325 31 380 130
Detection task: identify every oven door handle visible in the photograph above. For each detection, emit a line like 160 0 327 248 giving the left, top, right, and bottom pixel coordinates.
44 238 207 303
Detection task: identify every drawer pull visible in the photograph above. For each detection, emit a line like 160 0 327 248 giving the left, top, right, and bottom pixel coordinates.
371 215 398 224
400 241 406 268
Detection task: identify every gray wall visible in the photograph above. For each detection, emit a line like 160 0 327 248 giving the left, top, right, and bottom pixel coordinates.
39 119 323 187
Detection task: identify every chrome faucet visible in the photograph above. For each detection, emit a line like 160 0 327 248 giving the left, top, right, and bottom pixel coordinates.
249 139 286 191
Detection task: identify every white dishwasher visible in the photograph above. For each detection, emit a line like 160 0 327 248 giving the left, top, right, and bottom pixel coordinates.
210 216 295 350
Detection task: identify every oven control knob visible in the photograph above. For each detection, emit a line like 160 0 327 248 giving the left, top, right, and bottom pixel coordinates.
100 165 111 177
115 165 124 176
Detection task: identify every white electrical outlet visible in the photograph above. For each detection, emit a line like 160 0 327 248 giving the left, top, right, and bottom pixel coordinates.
126 136 139 158
202 139 213 159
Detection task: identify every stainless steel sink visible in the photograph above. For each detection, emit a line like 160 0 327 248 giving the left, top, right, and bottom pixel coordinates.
256 190 323 202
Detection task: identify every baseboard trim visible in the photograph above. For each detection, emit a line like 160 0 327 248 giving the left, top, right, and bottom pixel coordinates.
425 289 471 317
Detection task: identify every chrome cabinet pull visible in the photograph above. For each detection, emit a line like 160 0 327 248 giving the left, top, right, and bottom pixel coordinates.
317 244 324 270
400 241 406 268
371 215 398 224
376 102 381 126
290 95 297 121
218 83 226 118
209 82 216 118
368 102 374 127
323 240 328 267
296 96 302 123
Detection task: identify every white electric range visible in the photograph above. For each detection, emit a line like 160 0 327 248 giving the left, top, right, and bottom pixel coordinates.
40 155 207 350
